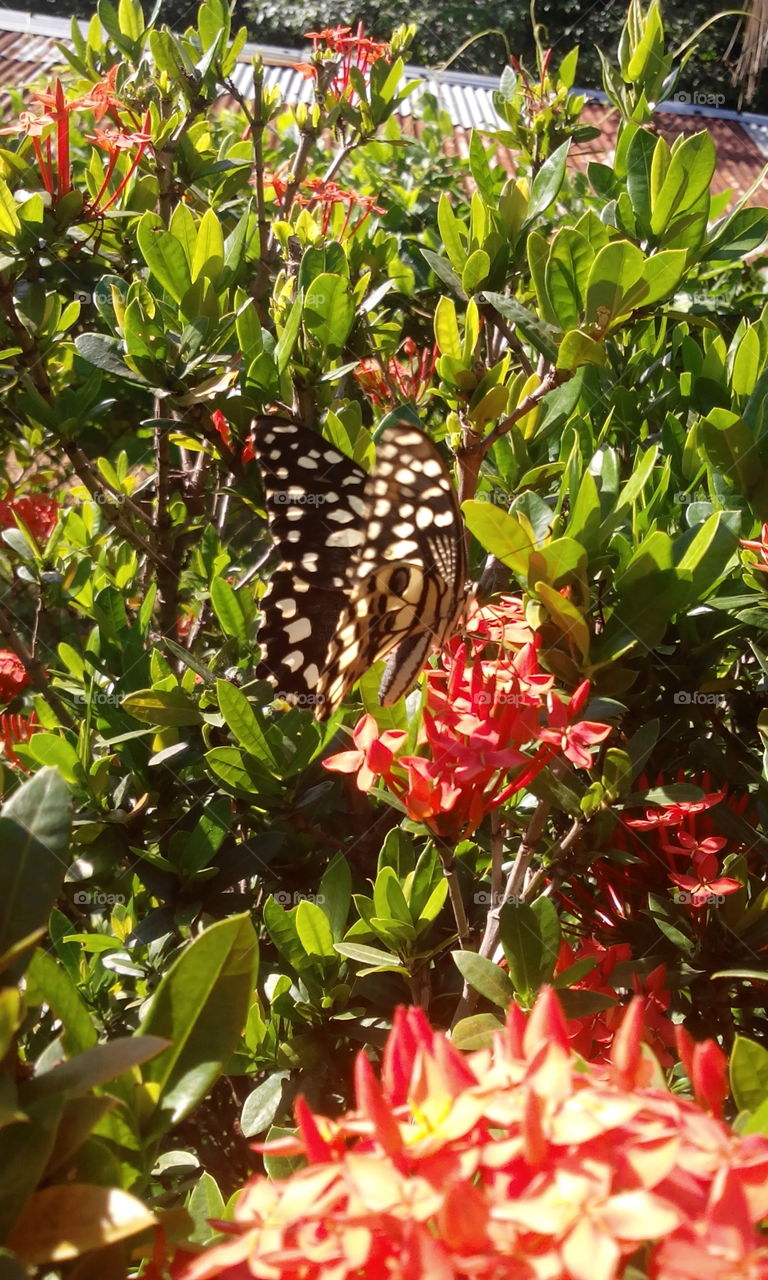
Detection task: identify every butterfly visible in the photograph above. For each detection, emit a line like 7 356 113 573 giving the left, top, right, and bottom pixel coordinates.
252 416 468 720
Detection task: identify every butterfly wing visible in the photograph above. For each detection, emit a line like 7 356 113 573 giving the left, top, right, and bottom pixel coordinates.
252 418 368 710
316 422 468 715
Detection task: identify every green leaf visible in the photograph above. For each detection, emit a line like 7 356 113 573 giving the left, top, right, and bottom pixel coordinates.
545 228 593 330
275 296 303 374
462 249 490 293
334 942 406 973
187 1171 226 1245
191 208 225 284
26 734 82 784
302 274 354 356
138 914 258 1139
498 901 543 1000
295 900 335 957
481 292 559 362
527 141 570 220
121 688 202 727
74 333 148 383
530 896 561 983
118 0 143 41
651 131 716 236
730 1034 768 1113
209 577 247 644
0 769 72 982
216 680 275 770
319 854 352 941
584 240 645 330
0 178 21 239
451 1013 503 1050
437 193 467 271
23 1036 167 1102
452 951 515 1008
557 329 606 371
372 866 412 925
137 212 192 305
240 1072 288 1138
25 949 97 1055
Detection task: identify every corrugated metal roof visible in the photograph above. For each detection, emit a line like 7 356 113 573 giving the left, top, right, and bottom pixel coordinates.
0 6 766 204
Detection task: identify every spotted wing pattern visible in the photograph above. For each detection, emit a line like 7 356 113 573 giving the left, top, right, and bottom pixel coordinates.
253 417 467 719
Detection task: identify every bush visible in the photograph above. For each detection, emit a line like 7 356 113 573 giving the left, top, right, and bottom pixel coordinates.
0 0 767 1274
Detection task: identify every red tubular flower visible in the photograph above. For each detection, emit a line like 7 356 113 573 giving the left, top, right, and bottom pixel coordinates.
322 599 610 842
739 521 768 574
86 109 151 214
302 22 390 104
0 711 37 769
0 652 29 702
210 410 231 448
322 713 407 792
0 491 59 543
166 989 768 1280
354 340 439 408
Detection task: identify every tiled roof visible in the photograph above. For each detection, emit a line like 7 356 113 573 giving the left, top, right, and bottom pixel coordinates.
0 6 766 206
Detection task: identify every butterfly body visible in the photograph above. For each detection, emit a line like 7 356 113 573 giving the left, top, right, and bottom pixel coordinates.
253 417 467 719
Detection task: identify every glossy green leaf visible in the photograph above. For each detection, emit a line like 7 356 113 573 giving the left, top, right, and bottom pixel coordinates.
730 1034 768 1113
216 680 275 769
138 914 258 1138
137 213 192 304
452 951 515 1008
498 901 543 1001
302 274 354 356
121 688 202 727
241 1072 289 1138
0 769 72 982
210 577 247 643
295 900 335 957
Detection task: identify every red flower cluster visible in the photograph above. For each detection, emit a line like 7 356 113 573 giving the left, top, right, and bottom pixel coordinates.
0 73 150 216
169 990 768 1280
740 522 768 574
0 490 59 543
295 177 384 239
298 24 390 104
0 652 29 702
0 711 37 770
554 937 677 1067
354 338 438 408
324 597 611 841
562 775 750 940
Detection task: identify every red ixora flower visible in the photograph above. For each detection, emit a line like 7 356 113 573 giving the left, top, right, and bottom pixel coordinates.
0 491 59 543
322 713 406 791
0 712 37 771
298 23 390 104
295 177 384 239
0 652 29 702
210 409 231 448
85 110 151 215
324 597 612 841
740 521 768 574
354 338 438 408
160 991 768 1280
